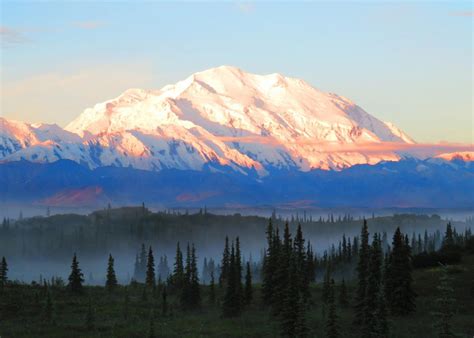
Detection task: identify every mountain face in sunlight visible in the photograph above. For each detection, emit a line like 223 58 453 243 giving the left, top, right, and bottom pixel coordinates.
1 66 415 175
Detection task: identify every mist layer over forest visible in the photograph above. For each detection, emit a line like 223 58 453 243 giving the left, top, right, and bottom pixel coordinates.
1 206 472 285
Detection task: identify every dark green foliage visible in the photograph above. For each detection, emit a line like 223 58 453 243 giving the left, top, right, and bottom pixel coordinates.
354 219 369 324
339 278 349 307
172 242 184 290
67 253 84 294
262 219 277 306
147 313 155 338
180 243 201 310
363 233 383 337
0 256 8 289
432 265 456 338
326 279 339 338
222 240 243 317
146 246 156 288
219 236 230 287
244 261 253 305
106 253 118 291
385 227 416 315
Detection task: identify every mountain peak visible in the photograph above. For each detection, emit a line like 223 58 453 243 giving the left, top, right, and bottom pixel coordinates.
4 66 416 173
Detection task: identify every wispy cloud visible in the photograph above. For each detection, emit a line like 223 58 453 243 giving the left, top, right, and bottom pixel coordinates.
216 135 474 158
0 26 29 46
72 21 104 30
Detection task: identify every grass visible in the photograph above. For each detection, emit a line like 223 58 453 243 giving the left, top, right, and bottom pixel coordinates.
1 255 473 337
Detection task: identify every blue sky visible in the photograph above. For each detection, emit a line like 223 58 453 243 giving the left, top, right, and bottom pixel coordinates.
1 1 472 143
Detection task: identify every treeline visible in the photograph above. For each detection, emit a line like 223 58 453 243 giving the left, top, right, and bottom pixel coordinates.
1 207 467 263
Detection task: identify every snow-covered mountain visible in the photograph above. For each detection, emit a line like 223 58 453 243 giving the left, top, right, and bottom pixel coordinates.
1 66 416 174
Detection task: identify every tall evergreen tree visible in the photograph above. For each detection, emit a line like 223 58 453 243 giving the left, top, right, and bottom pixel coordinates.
244 261 253 305
0 256 8 289
274 222 292 315
363 233 383 337
219 236 230 287
172 242 184 290
354 219 370 324
67 253 84 294
262 219 276 306
189 243 201 308
146 246 156 288
385 227 416 315
106 253 118 291
339 278 349 307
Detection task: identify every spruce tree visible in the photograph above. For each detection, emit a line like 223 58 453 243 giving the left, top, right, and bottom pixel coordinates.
354 219 369 324
262 219 276 306
363 233 383 337
172 242 184 290
244 261 253 305
146 246 156 288
274 222 292 315
67 253 84 294
106 253 118 291
339 278 349 307
147 314 155 338
432 265 455 338
385 227 416 315
189 243 201 308
123 289 130 320
219 236 230 287
326 278 339 338
375 288 389 338
223 241 242 317
0 256 8 289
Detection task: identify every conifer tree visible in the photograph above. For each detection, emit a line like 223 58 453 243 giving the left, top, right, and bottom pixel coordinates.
385 227 416 315
262 219 276 306
189 243 201 308
274 222 292 315
442 223 454 248
339 278 349 307
172 242 184 290
67 253 84 294
432 265 455 338
363 233 383 336
375 288 389 338
354 219 369 324
223 240 242 317
244 261 253 305
106 253 118 291
146 246 156 288
235 237 243 303
322 264 331 305
326 278 339 338
0 256 8 289
219 236 230 287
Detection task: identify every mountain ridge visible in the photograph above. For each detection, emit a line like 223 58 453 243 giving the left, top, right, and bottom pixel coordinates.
2 66 417 173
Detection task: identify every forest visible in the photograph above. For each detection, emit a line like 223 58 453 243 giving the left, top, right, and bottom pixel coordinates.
0 208 473 337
